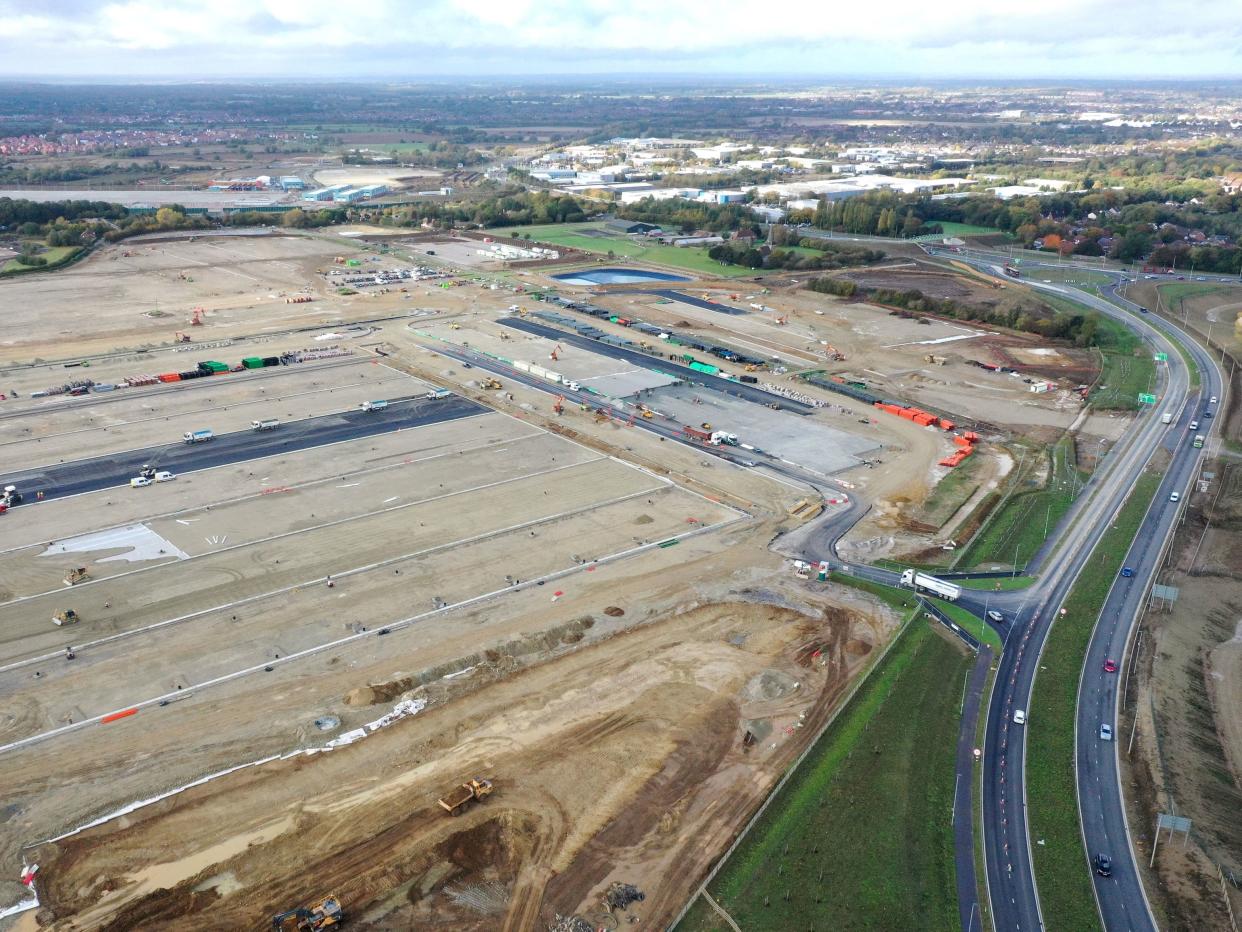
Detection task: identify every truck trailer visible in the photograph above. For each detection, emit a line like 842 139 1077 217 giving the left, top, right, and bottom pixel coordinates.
899 569 963 601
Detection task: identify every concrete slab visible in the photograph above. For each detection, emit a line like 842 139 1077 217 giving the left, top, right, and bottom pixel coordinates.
646 383 882 473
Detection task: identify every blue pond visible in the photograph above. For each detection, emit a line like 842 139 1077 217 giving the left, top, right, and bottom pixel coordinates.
552 267 691 286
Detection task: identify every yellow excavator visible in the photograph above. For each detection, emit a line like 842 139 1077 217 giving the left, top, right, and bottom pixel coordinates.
53 609 80 627
271 895 342 931
480 377 503 390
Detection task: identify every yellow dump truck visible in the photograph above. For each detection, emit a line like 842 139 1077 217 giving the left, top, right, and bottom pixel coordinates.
439 778 494 816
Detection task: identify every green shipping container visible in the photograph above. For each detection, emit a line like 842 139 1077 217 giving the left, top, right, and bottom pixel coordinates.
203 361 229 371
242 357 264 369
689 361 720 375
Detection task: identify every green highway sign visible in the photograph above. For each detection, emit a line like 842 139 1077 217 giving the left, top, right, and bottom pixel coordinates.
1153 352 1168 362
1138 393 1157 404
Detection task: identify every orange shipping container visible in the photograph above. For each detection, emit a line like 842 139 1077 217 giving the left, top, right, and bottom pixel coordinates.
938 418 955 430
953 435 972 448
158 373 180 382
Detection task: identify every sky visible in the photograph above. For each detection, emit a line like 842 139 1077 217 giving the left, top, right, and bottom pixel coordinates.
1 0 1241 79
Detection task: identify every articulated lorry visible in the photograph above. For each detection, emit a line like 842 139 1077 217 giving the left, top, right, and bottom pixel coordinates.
899 569 963 601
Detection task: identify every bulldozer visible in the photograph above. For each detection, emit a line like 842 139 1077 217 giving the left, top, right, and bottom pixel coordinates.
439 778 494 816
271 895 342 931
53 609 80 627
480 377 503 390
63 567 89 587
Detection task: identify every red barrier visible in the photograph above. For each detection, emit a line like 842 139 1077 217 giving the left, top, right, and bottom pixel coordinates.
101 707 138 724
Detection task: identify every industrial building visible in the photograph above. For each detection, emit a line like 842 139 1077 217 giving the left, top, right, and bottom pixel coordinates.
303 185 349 202
278 176 306 191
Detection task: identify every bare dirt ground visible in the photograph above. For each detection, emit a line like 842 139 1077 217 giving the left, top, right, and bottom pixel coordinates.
21 594 892 932
1123 457 1242 929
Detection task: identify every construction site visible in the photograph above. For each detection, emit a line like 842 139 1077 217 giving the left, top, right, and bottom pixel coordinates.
0 227 1139 930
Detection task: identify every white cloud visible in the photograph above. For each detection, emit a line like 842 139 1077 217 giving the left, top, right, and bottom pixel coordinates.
0 0 1239 75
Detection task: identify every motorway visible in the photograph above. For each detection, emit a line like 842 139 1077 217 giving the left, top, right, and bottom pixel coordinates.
0 394 487 503
924 246 1225 932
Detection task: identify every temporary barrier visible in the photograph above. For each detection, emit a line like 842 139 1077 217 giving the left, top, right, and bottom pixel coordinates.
100 708 138 724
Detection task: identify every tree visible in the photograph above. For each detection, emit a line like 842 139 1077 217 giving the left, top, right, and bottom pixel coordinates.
281 209 308 228
154 207 184 227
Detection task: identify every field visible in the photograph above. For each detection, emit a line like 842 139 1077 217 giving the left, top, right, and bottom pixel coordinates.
933 221 1006 237
1026 470 1162 932
675 619 968 932
932 598 1003 651
494 222 761 277
1 244 83 275
956 437 1084 570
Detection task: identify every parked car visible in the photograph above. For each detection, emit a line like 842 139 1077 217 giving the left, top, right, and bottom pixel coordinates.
1100 723 1114 741
1095 853 1113 876
1013 709 1027 725
1103 659 1118 673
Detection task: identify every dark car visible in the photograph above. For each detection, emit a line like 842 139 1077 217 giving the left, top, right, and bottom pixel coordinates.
1095 853 1113 876
1121 567 1134 578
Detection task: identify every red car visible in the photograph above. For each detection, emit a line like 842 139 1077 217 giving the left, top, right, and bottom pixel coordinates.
1103 659 1118 673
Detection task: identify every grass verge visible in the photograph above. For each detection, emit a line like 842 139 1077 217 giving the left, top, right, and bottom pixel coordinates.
675 619 969 932
931 598 1003 651
1026 469 1162 932
956 437 1084 570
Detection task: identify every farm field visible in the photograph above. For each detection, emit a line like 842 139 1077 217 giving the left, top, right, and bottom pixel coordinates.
495 222 761 277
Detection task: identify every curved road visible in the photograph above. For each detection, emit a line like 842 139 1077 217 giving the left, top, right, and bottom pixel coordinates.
927 247 1225 931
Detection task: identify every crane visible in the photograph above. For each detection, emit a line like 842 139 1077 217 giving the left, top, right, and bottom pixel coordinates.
190 307 205 326
552 395 564 416
550 343 563 361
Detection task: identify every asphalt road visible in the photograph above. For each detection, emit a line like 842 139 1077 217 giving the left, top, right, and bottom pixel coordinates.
642 289 748 315
495 317 816 414
924 246 1225 931
0 394 487 504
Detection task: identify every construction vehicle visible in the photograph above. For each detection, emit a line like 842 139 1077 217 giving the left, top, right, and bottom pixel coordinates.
190 307 205 326
64 567 89 586
360 400 388 412
439 778 493 816
1 485 22 508
924 354 947 366
553 395 565 416
183 429 214 443
271 895 343 931
550 343 563 361
174 331 191 343
53 609 80 627
480 377 503 390
774 315 788 325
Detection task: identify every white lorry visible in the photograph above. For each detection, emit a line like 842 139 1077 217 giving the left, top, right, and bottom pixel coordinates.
425 389 452 400
899 568 963 602
183 429 213 443
1161 412 1173 424
360 400 389 412
251 418 280 431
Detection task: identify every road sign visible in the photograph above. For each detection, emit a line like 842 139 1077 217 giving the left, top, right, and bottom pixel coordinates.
1153 352 1168 362
1138 393 1157 405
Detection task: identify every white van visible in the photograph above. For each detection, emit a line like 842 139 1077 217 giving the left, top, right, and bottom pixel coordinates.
130 476 152 488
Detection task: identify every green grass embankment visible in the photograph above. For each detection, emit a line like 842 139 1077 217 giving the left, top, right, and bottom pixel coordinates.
675 616 968 932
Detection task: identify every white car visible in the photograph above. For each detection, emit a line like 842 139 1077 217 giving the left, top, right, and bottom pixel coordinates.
129 476 152 488
987 610 1005 622
1099 723 1113 741
1170 491 1180 502
154 471 177 482
1210 396 1218 404
1013 709 1027 725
